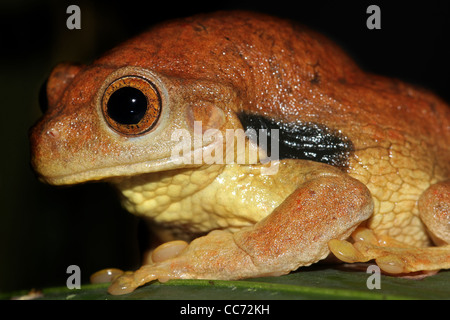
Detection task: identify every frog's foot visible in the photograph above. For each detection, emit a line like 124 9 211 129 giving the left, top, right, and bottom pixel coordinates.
108 231 261 295
328 227 450 274
108 170 374 295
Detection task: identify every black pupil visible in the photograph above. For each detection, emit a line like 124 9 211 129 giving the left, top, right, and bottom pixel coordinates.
107 86 148 125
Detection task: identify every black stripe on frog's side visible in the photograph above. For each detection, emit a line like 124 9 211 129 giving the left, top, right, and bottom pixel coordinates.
237 112 354 168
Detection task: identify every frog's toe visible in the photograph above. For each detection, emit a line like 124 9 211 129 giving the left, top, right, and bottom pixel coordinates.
108 271 141 295
328 227 380 263
151 240 188 263
90 268 124 284
107 264 173 295
329 227 450 274
328 239 367 263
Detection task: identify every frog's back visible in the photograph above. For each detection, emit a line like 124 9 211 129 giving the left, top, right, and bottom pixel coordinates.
101 11 450 245
103 11 448 159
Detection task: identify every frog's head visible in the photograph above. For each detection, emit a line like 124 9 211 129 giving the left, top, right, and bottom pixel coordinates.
30 59 243 185
31 11 326 185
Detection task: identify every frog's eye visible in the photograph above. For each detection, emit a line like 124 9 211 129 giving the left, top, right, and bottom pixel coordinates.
102 76 161 136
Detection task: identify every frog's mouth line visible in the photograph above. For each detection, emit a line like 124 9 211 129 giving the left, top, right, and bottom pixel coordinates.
40 156 199 186
39 141 227 185
39 138 277 185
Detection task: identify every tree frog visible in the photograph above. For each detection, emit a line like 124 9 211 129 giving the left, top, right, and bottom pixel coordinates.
30 11 450 295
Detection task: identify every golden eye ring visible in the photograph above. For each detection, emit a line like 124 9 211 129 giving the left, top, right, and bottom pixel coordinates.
102 76 161 136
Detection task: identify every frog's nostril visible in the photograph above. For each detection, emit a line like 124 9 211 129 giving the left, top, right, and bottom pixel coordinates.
46 127 60 139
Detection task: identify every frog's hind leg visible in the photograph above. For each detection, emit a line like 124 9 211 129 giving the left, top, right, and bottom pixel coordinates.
329 180 450 274
419 180 450 246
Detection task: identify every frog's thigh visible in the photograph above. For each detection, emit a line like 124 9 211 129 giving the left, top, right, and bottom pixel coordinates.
419 180 450 245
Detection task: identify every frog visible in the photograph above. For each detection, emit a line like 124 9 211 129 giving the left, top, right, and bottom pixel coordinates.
30 11 450 295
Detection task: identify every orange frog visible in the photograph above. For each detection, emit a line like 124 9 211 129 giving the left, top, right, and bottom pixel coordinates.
30 11 450 295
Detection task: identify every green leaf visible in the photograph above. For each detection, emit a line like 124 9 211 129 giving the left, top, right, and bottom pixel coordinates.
4 266 449 300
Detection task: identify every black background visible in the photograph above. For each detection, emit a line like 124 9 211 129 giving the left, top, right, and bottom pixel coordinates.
0 0 448 293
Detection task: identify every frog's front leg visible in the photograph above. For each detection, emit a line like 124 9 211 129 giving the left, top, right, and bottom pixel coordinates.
108 172 373 295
